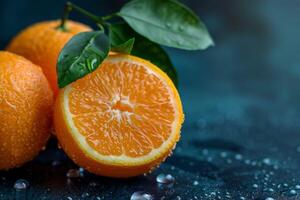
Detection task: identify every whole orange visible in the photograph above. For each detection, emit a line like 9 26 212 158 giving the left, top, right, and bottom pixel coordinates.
7 20 92 96
0 51 53 169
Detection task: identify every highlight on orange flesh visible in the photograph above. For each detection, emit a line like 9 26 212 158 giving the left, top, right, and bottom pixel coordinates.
0 51 53 170
6 20 92 96
54 54 184 177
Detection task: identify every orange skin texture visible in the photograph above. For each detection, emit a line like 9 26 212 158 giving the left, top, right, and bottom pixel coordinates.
0 51 53 170
7 20 92 96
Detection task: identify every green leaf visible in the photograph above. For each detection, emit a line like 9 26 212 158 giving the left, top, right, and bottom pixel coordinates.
109 25 135 54
119 0 213 50
57 31 110 88
109 23 178 86
112 38 135 54
111 35 135 54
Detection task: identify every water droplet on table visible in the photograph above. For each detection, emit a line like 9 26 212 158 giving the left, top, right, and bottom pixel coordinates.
66 197 72 200
14 179 29 190
81 192 89 198
156 174 175 184
252 183 258 188
66 169 82 178
14 179 29 200
207 157 213 162
263 158 271 165
79 167 85 173
202 149 208 155
235 154 243 160
220 152 227 158
193 180 199 186
89 182 98 187
51 160 61 167
175 196 181 200
289 189 297 195
244 159 251 165
265 198 274 200
130 191 153 200
295 184 300 189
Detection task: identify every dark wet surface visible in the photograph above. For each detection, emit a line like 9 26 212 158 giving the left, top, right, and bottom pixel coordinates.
1 0 300 199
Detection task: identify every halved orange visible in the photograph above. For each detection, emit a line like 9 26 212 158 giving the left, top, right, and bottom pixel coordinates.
54 54 184 177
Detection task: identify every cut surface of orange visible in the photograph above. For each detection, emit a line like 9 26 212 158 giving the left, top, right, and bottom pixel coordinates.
54 54 184 177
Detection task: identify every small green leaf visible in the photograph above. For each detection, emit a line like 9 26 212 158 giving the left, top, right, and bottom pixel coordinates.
109 25 135 54
109 23 178 86
119 0 213 50
112 37 135 54
57 31 110 88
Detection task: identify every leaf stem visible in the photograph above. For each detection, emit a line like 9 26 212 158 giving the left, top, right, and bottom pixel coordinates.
57 1 107 31
101 13 119 21
57 2 72 31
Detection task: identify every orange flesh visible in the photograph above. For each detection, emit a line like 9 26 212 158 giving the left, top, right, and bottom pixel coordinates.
68 58 177 158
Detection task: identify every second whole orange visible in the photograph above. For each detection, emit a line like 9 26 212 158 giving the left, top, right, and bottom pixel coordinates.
7 20 92 95
0 51 53 170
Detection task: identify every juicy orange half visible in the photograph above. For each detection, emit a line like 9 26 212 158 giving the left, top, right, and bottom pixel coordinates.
54 54 184 177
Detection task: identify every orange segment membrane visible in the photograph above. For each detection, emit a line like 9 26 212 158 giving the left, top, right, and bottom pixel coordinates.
68 59 176 157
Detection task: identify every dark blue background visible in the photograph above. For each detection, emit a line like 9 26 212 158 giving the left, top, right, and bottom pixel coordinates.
1 0 300 199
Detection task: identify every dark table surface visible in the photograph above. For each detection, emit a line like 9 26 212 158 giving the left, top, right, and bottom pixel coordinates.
1 0 300 199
